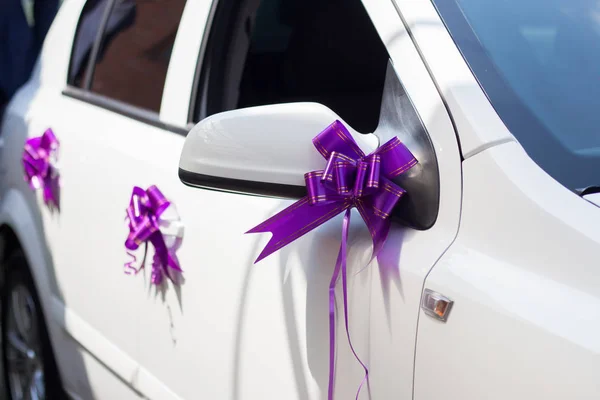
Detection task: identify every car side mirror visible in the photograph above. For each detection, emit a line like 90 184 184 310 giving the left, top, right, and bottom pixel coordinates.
179 62 440 230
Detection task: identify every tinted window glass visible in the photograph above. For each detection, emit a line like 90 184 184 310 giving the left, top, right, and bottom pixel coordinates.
89 0 186 112
433 0 600 190
196 0 388 133
69 0 110 88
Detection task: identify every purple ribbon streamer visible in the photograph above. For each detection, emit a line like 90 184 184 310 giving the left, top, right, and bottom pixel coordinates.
22 128 60 208
247 120 417 399
125 185 182 285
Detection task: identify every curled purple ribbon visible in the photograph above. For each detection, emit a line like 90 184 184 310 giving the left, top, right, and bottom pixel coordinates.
247 120 417 399
125 185 183 285
22 128 60 208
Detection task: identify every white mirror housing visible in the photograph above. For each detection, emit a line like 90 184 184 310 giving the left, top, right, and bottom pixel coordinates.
179 62 440 230
179 102 378 195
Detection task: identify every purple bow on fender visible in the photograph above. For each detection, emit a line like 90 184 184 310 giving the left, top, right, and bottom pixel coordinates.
125 186 183 285
22 128 60 208
247 120 417 400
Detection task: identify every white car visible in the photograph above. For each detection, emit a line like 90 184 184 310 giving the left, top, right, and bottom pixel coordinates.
1 0 599 399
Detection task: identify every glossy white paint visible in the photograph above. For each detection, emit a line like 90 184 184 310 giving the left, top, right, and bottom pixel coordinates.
143 0 462 398
1 0 597 399
4 0 147 397
391 0 515 158
2 0 463 397
583 193 600 208
353 1 462 399
1 0 145 398
180 103 379 186
415 142 600 399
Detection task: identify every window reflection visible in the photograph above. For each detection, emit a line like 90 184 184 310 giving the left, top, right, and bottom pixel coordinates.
70 0 186 113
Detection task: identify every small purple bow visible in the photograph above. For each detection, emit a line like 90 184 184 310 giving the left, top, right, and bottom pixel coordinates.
247 120 417 400
22 128 60 208
125 186 183 285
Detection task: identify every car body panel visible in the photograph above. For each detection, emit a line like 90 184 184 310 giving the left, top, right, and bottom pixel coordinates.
6 0 598 399
391 0 516 158
3 0 461 399
356 1 463 398
134 4 463 390
415 141 600 399
0 0 172 397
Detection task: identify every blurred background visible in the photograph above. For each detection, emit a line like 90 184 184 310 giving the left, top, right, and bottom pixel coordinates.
0 0 61 118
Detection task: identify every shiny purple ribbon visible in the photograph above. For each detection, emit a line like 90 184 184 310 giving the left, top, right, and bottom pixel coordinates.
22 128 60 208
125 186 182 285
247 120 417 399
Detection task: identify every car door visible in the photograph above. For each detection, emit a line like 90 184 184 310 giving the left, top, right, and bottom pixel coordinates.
410 0 600 398
24 0 197 397
414 143 600 400
134 0 463 399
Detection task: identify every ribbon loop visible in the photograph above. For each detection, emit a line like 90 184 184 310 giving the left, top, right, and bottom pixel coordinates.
22 128 60 208
306 171 344 206
312 120 365 160
247 120 418 399
363 153 381 191
374 137 418 179
321 152 355 195
124 185 183 285
147 185 170 216
125 217 158 250
40 128 59 151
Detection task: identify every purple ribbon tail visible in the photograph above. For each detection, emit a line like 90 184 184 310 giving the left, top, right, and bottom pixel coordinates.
247 197 350 263
151 251 165 285
149 232 182 285
328 229 342 400
42 175 59 209
124 251 139 275
355 199 393 262
328 209 369 400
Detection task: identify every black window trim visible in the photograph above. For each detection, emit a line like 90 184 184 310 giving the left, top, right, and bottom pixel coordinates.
178 169 307 199
81 0 115 90
190 0 250 123
187 0 219 124
65 0 190 136
62 87 189 135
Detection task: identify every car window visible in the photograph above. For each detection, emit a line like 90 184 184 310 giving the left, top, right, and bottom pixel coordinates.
68 0 110 88
433 0 600 190
193 0 389 133
68 0 186 114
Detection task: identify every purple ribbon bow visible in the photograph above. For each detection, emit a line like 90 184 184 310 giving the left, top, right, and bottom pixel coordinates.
247 120 417 400
125 186 182 285
22 128 60 208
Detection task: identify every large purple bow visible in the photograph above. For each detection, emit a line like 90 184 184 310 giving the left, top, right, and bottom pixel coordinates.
125 186 183 285
247 120 417 399
22 128 60 208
